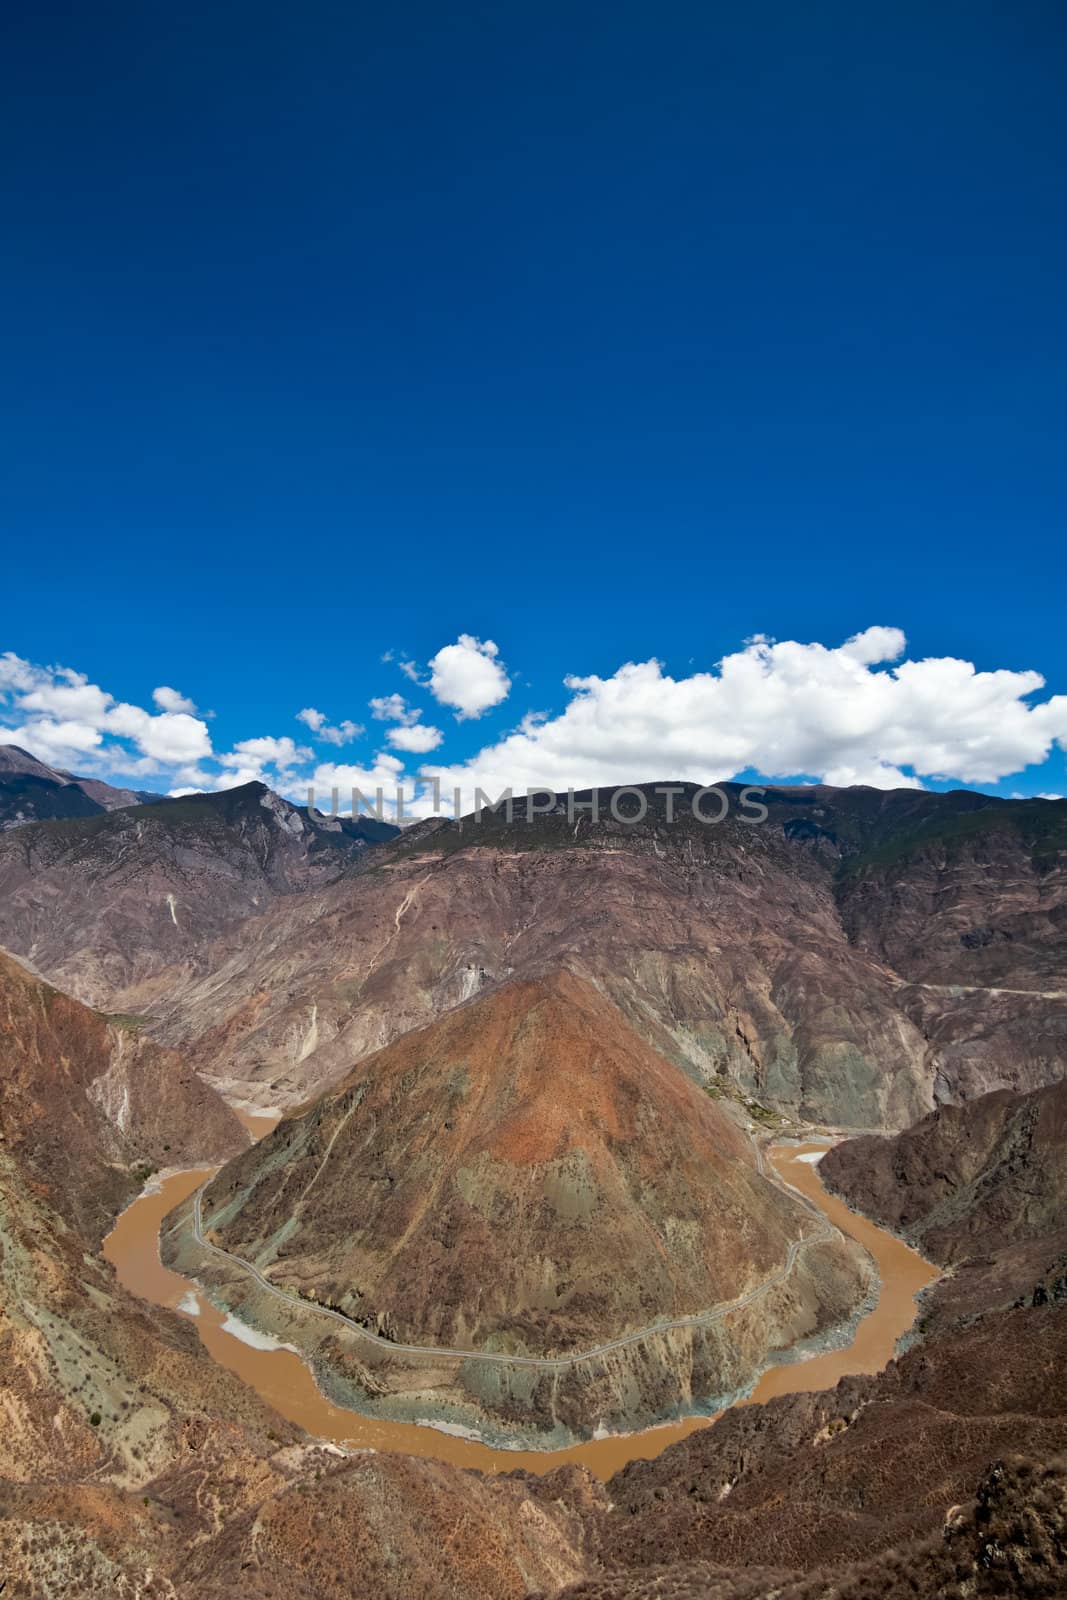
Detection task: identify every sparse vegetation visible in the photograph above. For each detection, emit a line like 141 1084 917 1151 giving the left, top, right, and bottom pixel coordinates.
105 1011 147 1032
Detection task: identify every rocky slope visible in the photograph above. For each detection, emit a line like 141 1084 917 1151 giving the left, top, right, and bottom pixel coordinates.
0 781 397 1006
547 1306 1067 1599
1 924 1065 1595
0 741 161 828
822 1076 1067 1262
114 783 1067 1131
0 949 245 1240
167 972 870 1442
823 1076 1067 1337
4 1296 1064 1598
0 950 301 1494
0 949 582 1593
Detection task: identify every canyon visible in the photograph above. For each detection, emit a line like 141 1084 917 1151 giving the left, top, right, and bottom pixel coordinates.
1 782 1063 1134
0 775 1065 1595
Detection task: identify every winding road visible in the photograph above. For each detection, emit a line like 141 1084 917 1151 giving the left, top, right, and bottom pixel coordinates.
189 1148 838 1373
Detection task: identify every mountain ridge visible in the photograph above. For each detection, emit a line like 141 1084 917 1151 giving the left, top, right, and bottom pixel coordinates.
0 779 398 1005
0 741 165 829
119 782 1067 1129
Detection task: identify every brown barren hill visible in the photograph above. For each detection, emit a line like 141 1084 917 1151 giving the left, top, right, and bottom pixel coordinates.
181 971 868 1439
199 972 867 1362
0 950 298 1491
112 784 1067 1131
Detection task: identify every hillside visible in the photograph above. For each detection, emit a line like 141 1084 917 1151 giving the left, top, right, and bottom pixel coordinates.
823 1076 1067 1337
0 947 297 1490
823 1076 1067 1262
0 781 397 1005
116 783 1067 1130
0 741 162 828
175 972 869 1440
0 948 245 1239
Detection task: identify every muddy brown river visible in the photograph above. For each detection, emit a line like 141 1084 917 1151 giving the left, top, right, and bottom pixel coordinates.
103 1129 937 1481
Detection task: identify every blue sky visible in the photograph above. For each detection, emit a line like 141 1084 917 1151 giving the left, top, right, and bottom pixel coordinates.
2 2 1065 806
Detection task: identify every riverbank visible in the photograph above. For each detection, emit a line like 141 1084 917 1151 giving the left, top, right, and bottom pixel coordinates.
104 1142 937 1478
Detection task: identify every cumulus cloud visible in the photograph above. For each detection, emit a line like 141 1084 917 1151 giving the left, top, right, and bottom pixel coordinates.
5 630 1067 809
219 735 311 776
296 753 419 820
428 634 511 720
423 627 1067 797
4 718 104 763
320 720 363 746
369 693 420 725
0 653 213 770
153 685 197 714
19 677 112 723
296 707 363 745
386 722 444 753
105 703 213 764
0 653 39 695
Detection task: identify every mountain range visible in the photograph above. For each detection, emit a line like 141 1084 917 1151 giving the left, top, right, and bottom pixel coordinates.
1 777 1060 1130
1 760 1066 1594
0 742 165 828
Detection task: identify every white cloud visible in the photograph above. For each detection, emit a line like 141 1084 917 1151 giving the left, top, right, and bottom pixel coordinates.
0 653 214 774
5 630 1067 811
96 748 163 777
19 676 112 723
105 703 213 765
170 765 214 791
296 707 363 745
0 652 40 695
428 634 510 720
153 685 197 714
295 754 415 819
369 693 420 725
220 735 312 774
3 719 104 762
837 626 907 666
319 719 363 746
386 721 444 753
424 628 1067 797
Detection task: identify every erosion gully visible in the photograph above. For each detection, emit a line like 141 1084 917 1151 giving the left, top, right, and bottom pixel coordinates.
103 1109 936 1482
